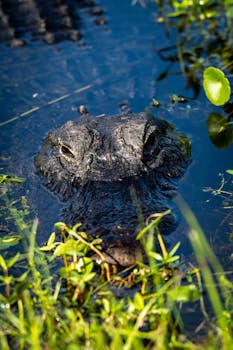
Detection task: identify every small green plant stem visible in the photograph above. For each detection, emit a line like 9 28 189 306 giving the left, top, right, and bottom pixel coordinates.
18 298 25 350
23 291 41 350
28 219 38 270
157 231 168 258
0 331 10 350
194 267 209 320
102 262 111 281
0 256 10 298
4 271 10 298
67 228 106 262
124 297 155 350
58 225 70 278
176 195 226 328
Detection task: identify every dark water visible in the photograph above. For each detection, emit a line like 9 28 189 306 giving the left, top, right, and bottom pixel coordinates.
0 0 232 267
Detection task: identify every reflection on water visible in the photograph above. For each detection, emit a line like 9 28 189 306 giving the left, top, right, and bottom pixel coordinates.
0 0 232 263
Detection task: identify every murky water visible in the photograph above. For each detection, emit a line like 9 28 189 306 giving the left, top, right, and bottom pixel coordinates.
0 0 232 266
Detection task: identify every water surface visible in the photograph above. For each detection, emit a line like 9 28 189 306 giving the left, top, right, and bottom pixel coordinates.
0 0 232 264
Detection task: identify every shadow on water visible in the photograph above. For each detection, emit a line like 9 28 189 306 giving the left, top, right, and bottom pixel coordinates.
0 0 232 334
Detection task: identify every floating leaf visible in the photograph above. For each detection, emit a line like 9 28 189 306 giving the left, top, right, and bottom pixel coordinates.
207 113 233 149
203 67 231 106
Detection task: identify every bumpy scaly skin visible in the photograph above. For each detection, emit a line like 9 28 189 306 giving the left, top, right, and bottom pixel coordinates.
35 112 189 265
0 0 83 46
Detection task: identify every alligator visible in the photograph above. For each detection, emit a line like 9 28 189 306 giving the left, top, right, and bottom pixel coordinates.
34 111 190 265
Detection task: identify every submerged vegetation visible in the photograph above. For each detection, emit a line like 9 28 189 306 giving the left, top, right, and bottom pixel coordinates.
0 175 232 349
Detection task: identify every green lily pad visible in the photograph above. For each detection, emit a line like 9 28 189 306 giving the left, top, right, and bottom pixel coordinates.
203 67 231 106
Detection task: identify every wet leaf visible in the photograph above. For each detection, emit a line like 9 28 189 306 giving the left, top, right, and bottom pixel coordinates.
40 232 56 251
0 255 7 271
134 292 144 310
169 242 181 257
71 223 83 231
203 67 231 106
8 253 21 268
47 231 56 246
54 239 85 256
149 252 163 261
207 113 233 149
102 298 110 314
76 257 94 274
0 236 22 250
54 222 67 231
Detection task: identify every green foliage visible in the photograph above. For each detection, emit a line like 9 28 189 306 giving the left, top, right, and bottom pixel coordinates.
202 68 233 149
177 195 233 346
0 178 232 349
0 236 22 250
203 67 233 149
203 67 231 106
152 0 233 101
166 0 217 20
0 174 25 184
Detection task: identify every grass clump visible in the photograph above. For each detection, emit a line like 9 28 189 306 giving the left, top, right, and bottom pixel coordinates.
0 175 232 349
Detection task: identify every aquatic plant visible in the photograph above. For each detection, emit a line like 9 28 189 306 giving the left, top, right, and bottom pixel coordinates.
145 0 233 148
202 67 233 148
148 0 233 98
0 176 232 349
203 67 231 106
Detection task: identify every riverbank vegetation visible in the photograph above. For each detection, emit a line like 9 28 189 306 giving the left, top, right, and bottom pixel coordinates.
0 175 232 349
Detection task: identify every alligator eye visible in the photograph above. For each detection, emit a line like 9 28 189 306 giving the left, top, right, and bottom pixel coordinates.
60 145 75 158
143 132 156 154
145 132 156 148
143 131 159 165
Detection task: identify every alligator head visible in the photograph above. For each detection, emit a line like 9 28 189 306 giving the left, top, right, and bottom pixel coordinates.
35 112 190 265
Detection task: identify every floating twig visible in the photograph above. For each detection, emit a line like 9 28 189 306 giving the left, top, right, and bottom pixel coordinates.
0 84 93 127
